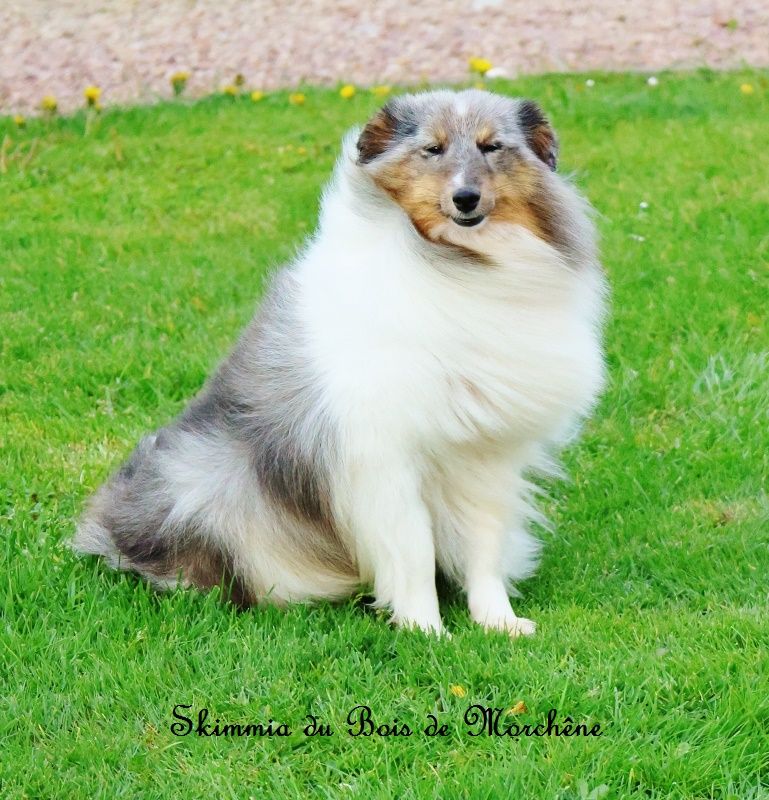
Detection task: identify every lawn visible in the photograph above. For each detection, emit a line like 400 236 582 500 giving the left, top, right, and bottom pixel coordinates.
1 71 768 799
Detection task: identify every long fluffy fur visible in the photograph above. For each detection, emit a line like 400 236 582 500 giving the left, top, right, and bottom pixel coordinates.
74 89 606 636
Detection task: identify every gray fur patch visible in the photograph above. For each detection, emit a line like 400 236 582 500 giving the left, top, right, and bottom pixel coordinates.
76 434 253 607
76 268 354 601
179 271 339 535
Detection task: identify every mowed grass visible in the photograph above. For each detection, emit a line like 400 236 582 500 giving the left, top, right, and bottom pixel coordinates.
1 71 768 799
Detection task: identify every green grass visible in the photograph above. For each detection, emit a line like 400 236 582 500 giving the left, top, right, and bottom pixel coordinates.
2 71 769 799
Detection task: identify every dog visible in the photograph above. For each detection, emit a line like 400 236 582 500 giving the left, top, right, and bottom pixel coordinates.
74 89 606 637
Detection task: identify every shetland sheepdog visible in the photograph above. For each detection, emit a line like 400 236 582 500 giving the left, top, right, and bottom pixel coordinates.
74 90 606 637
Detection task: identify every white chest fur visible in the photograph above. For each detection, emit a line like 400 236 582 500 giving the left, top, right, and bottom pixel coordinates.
298 217 605 459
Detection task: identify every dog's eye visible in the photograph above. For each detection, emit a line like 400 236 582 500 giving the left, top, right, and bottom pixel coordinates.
423 144 444 156
478 142 502 154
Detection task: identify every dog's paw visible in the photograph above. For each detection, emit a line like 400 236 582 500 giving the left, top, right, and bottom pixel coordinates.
392 614 448 638
506 617 536 638
477 615 537 638
398 622 451 639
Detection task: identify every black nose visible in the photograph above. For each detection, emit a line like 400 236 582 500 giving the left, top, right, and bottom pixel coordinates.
452 187 481 213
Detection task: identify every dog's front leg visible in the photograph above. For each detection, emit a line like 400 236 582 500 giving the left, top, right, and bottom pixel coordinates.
465 526 537 638
347 464 443 635
446 452 538 638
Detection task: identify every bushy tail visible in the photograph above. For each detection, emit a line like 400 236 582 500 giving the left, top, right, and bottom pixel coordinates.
72 434 163 569
72 432 252 606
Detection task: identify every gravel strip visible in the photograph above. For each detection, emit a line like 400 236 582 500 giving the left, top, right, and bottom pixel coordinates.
2 0 767 115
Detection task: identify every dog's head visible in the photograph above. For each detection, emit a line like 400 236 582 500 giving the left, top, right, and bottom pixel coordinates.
356 90 560 247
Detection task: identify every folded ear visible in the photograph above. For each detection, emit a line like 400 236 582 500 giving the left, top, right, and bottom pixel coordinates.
517 100 558 170
356 101 416 164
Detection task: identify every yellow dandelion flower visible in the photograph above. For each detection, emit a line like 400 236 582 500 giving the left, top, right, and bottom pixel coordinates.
13 114 26 128
449 684 467 698
473 81 486 90
250 90 265 102
40 95 58 113
740 83 755 95
297 146 307 155
289 92 306 106
222 84 239 97
170 71 190 96
84 85 102 106
508 701 528 715
468 57 492 75
339 84 356 99
371 85 391 97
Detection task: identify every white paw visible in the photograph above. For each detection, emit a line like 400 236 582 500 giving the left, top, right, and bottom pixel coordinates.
468 580 535 638
476 615 537 638
392 613 447 637
506 617 537 638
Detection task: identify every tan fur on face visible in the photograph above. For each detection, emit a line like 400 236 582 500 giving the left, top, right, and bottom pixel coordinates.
375 158 448 240
373 148 559 251
492 158 553 242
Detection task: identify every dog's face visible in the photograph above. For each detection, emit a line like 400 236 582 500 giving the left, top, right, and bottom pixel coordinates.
357 90 559 246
